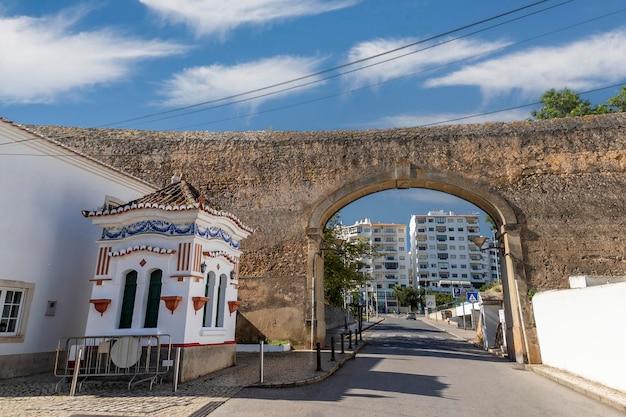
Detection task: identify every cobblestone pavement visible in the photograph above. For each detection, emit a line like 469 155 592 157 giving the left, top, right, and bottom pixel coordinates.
0 337 359 417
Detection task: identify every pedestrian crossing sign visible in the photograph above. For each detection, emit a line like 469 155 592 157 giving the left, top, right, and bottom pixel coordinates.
467 292 479 303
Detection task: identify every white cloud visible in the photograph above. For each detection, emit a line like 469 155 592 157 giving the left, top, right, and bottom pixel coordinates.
343 37 511 89
425 28 626 98
0 9 187 104
159 55 326 108
369 108 530 129
140 0 359 38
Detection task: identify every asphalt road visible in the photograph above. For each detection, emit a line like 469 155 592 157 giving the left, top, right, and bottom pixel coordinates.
208 316 623 417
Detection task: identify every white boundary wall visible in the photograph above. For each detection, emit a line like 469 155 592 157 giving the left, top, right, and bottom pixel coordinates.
533 281 626 393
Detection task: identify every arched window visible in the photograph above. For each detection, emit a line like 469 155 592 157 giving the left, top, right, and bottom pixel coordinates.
203 271 216 327
215 273 228 327
119 270 137 329
144 269 162 328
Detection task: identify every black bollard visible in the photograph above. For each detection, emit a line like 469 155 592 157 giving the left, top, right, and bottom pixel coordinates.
331 337 336 361
316 342 323 371
359 325 363 341
340 333 345 354
348 330 353 349
354 328 359 346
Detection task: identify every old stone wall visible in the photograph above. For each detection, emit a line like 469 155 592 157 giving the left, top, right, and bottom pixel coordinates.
30 113 626 347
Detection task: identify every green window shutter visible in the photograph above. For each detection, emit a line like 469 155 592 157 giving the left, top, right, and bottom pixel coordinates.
119 271 137 329
144 270 162 328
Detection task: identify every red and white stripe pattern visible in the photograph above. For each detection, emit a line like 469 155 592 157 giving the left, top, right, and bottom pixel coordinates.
177 242 192 271
193 243 203 272
96 246 112 276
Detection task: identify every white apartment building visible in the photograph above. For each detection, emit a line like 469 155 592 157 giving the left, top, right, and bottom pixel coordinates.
409 210 500 294
340 218 410 313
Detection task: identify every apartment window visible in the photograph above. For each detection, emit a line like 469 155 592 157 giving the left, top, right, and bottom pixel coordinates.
0 282 33 339
398 247 405 251
435 217 445 224
458 228 464 232
449 236 455 240
448 228 454 232
430 263 437 268
0 288 26 336
428 219 434 223
428 227 435 232
449 245 456 250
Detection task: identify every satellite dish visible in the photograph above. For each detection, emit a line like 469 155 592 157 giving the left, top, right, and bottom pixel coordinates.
110 337 142 368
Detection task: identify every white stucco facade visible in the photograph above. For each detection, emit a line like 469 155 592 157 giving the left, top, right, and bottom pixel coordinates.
0 119 156 378
83 181 252 348
533 279 626 393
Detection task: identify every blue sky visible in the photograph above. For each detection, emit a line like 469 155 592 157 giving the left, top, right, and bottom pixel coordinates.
2 0 625 233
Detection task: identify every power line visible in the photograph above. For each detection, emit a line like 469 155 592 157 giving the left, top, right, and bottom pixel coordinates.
2 81 624 158
98 0 564 129
164 7 626 131
121 0 575 130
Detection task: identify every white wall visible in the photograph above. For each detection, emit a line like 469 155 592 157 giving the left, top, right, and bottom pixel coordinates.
533 282 626 392
0 122 155 356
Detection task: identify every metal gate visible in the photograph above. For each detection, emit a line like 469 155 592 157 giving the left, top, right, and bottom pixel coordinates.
54 334 172 394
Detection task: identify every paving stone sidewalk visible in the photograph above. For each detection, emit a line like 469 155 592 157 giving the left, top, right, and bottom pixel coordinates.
0 333 361 417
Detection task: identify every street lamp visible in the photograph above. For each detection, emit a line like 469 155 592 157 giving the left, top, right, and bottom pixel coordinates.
469 235 505 255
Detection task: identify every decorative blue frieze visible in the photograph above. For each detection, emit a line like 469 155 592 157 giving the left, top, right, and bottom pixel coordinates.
197 225 240 250
101 220 240 249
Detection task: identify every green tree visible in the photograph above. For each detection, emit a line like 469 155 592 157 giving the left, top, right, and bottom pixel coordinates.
607 85 626 112
434 291 453 307
392 286 423 311
531 88 594 119
531 86 626 119
323 214 377 307
485 215 497 231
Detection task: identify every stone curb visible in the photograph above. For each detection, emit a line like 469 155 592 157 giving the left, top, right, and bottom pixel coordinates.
526 365 626 414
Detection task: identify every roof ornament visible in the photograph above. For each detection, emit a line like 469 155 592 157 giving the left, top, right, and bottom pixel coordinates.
171 172 184 184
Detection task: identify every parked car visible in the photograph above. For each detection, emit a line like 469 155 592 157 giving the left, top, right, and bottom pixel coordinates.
406 312 416 320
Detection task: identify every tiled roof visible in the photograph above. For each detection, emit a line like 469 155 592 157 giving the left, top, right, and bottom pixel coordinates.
82 179 255 234
128 179 201 207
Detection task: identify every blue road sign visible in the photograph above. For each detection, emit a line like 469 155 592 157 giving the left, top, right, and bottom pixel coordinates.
467 292 479 303
452 287 461 298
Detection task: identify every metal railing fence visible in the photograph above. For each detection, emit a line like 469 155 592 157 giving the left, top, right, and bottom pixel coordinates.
54 334 172 395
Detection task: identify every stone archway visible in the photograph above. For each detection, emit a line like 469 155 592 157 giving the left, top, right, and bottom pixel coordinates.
32 113 626 365
307 164 539 363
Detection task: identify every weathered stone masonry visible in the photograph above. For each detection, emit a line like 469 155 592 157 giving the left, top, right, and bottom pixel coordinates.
31 113 626 362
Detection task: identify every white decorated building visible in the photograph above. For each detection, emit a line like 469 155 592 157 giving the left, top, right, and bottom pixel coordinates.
0 119 156 379
82 177 253 381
